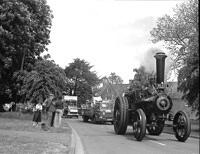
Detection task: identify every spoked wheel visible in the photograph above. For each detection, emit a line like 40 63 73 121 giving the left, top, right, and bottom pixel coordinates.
173 111 191 142
132 109 146 141
147 121 165 136
113 96 129 134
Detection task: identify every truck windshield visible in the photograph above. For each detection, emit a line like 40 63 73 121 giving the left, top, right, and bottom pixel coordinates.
67 101 77 107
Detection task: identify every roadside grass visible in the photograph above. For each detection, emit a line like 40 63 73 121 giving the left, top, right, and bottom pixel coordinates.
0 111 33 120
0 112 72 154
0 134 67 154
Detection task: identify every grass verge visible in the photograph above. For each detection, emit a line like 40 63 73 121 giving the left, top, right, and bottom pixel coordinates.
0 112 72 154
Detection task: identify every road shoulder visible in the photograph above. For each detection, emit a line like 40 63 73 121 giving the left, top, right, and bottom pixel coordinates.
67 118 85 154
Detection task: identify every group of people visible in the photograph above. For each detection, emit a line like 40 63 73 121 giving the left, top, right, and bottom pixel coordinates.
32 92 65 129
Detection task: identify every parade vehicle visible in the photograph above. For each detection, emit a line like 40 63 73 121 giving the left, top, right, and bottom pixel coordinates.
113 52 191 142
81 97 114 124
63 95 79 118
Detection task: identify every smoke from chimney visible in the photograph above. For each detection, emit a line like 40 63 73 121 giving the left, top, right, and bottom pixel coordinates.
136 47 172 82
140 48 160 73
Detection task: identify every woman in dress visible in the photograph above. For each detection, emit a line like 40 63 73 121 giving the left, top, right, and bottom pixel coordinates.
32 101 43 127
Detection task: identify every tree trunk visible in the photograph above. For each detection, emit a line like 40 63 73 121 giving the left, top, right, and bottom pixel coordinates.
74 76 78 96
20 50 25 71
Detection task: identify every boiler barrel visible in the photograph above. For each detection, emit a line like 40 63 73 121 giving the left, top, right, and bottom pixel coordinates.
154 52 167 84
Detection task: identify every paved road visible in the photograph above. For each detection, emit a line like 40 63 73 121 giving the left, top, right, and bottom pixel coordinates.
66 118 199 154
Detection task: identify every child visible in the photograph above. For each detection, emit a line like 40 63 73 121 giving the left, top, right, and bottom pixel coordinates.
32 101 43 127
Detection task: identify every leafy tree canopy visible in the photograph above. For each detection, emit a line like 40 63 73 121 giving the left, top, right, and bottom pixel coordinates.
108 72 123 84
0 0 53 105
0 0 53 72
13 60 69 104
64 58 100 105
150 0 199 112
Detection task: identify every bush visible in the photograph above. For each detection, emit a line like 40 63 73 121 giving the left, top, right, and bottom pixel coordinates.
16 103 34 113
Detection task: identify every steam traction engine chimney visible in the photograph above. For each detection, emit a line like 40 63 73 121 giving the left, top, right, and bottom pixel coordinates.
154 52 167 84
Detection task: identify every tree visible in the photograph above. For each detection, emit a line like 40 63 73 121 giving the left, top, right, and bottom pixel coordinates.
150 0 199 112
0 0 52 70
64 58 99 106
0 0 53 105
108 72 123 84
13 60 70 104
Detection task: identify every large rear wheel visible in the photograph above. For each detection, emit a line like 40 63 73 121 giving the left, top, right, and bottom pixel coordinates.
132 109 146 141
173 111 191 142
113 96 129 135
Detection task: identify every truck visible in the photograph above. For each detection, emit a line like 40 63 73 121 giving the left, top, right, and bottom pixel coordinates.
81 97 114 124
63 95 79 118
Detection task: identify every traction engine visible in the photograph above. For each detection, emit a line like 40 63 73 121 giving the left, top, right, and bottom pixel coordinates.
113 52 191 142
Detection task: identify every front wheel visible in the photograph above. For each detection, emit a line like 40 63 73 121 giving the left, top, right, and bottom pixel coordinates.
113 96 129 135
132 109 146 141
173 111 191 142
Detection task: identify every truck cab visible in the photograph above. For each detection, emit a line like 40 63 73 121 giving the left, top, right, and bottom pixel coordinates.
81 97 114 124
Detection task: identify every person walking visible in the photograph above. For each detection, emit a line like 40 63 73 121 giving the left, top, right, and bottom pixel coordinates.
54 93 65 128
43 93 56 127
32 101 43 127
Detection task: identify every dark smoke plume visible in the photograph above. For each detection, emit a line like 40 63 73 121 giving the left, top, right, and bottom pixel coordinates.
135 47 172 82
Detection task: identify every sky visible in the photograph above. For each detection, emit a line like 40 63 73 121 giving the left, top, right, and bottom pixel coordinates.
46 0 183 83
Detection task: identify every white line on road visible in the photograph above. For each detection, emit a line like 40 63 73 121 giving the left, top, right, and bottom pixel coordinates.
150 140 166 146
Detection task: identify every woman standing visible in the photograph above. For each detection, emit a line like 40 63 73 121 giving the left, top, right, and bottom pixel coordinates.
32 101 43 127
